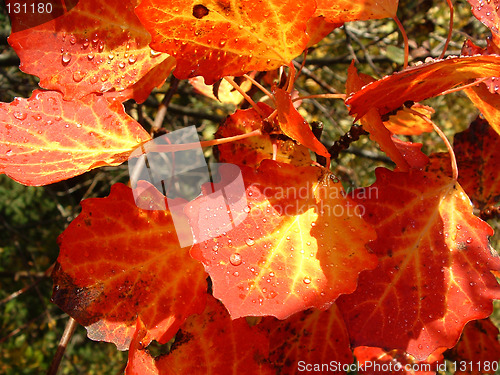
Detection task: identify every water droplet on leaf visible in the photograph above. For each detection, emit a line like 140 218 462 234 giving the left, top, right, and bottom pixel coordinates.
61 52 72 64
13 111 27 120
230 253 242 266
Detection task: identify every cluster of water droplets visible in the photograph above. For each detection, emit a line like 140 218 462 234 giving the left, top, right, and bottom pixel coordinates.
57 30 150 91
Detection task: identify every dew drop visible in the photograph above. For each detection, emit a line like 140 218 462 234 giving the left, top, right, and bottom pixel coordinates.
128 55 137 64
87 52 95 60
246 238 255 246
230 253 242 266
69 35 77 44
118 62 125 69
13 111 27 120
233 271 239 277
243 206 251 213
150 49 161 57
73 71 84 82
303 277 311 284
219 40 226 47
6 149 13 156
61 52 72 64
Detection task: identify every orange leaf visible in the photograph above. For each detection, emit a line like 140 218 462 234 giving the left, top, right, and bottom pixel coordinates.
52 183 207 350
346 63 410 171
346 56 500 120
426 117 500 210
306 17 342 48
0 90 150 186
216 104 312 167
354 346 445 375
8 0 173 101
315 0 399 23
260 304 353 374
126 295 274 374
187 160 377 319
274 87 330 158
464 83 500 137
384 104 434 135
338 168 500 360
445 318 500 375
136 0 315 83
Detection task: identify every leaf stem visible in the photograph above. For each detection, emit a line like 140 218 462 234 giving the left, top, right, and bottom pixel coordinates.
439 0 454 60
405 108 458 180
393 16 409 69
47 317 77 375
242 74 274 102
286 63 296 93
224 77 265 117
147 130 263 153
438 77 488 96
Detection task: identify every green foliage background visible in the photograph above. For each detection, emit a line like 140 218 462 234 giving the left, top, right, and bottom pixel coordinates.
0 0 499 373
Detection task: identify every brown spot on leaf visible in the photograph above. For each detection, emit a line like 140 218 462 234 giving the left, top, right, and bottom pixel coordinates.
193 4 209 19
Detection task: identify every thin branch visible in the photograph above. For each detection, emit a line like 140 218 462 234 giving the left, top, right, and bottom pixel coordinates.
292 61 339 94
151 76 180 134
47 317 78 375
345 26 381 76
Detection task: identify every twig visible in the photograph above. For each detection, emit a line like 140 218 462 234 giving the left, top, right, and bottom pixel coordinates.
151 76 180 134
47 317 78 375
292 61 339 94
345 26 381 76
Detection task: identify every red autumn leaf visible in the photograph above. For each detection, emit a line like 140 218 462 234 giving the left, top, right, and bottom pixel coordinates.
384 104 434 136
391 137 429 169
126 295 274 374
346 56 500 120
216 104 312 167
315 0 399 23
445 318 500 375
8 0 174 101
260 304 353 374
274 87 330 158
467 0 500 37
337 168 500 360
0 90 150 186
354 346 445 375
52 183 208 350
135 0 315 83
187 160 377 319
346 63 410 171
426 117 500 210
